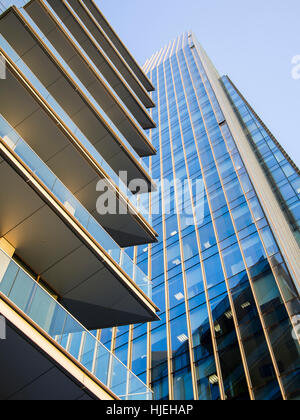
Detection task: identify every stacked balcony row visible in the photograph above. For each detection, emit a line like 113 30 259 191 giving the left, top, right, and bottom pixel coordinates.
0 0 159 400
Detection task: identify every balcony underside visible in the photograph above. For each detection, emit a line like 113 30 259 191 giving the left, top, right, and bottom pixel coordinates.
25 0 156 146
46 0 155 110
25 0 156 132
0 144 158 330
53 0 154 110
0 9 155 190
0 314 104 400
81 0 155 93
0 58 157 247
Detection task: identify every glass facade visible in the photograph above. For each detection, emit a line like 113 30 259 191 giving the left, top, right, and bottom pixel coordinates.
221 76 300 246
102 33 300 401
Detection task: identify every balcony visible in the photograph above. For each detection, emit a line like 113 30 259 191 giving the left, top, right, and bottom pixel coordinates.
0 7 156 188
46 0 155 110
80 0 155 93
24 0 156 132
0 247 153 400
19 2 156 157
0 48 156 247
0 135 159 329
56 0 155 109
0 43 158 246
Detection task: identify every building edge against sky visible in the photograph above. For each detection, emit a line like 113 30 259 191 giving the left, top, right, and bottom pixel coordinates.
109 31 299 401
0 0 158 400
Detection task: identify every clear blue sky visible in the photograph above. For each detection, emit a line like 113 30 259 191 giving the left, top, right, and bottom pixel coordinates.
99 0 300 166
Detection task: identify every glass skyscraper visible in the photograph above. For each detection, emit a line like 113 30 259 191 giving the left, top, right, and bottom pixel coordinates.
100 33 300 401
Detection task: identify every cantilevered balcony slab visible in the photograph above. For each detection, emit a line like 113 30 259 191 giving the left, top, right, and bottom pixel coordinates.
23 0 156 152
0 305 113 400
81 0 155 93
0 141 159 329
0 52 157 247
63 0 154 108
24 0 156 132
0 10 155 197
0 267 153 400
46 0 155 110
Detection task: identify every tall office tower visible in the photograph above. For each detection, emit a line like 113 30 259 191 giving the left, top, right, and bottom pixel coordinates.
0 0 159 400
109 33 300 401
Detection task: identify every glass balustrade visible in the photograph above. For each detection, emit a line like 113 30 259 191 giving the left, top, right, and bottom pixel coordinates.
0 1 154 160
0 247 153 400
0 34 151 224
19 7 151 172
0 115 152 298
42 0 153 140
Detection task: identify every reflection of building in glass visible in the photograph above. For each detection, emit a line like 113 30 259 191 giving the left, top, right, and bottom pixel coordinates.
101 33 299 401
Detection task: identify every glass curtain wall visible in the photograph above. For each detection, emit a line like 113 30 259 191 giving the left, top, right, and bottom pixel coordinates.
102 33 300 401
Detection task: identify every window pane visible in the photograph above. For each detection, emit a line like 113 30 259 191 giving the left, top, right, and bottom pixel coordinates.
241 233 267 268
204 253 224 288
